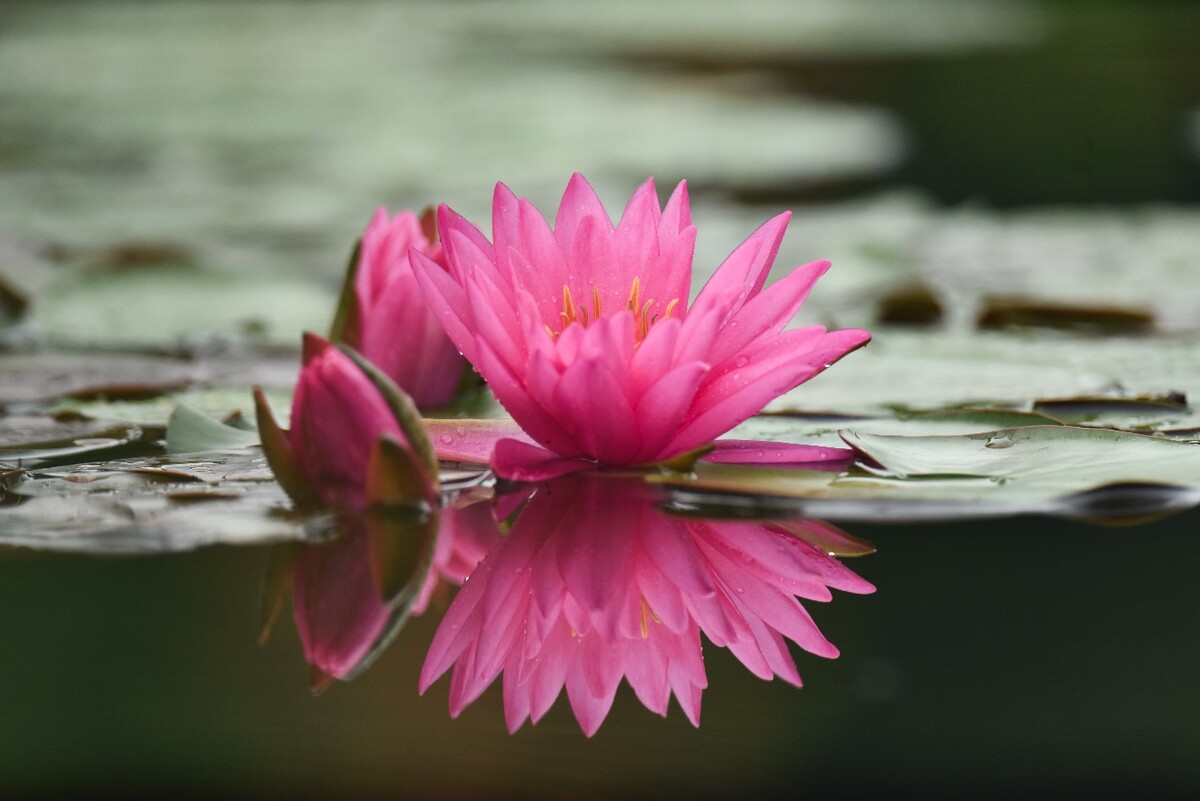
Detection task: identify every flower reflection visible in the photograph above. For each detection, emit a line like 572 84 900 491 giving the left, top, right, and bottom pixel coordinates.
419 472 874 736
284 495 501 685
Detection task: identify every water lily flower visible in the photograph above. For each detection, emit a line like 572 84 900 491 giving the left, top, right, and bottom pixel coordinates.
254 332 438 512
331 207 469 410
411 173 870 479
419 472 875 736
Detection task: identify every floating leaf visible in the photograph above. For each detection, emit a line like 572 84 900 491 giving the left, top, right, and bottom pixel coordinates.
976 297 1155 335
651 425 1200 523
32 266 332 349
165 402 260 454
0 449 328 553
840 425 1200 489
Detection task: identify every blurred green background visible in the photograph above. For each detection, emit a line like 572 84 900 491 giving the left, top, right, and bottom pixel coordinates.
0 0 1198 798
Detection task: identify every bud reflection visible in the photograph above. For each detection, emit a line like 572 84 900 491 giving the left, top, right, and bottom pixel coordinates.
273 492 499 689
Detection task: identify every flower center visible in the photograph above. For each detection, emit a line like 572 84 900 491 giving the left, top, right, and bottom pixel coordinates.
548 276 680 342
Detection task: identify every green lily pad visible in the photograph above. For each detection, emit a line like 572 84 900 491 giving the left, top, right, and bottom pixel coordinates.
0 449 317 554
652 425 1200 523
841 425 1200 489
32 266 332 350
165 402 261 454
728 408 1064 450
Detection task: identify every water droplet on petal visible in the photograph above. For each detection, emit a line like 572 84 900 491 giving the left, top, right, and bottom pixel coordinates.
439 434 453 444
735 355 750 367
735 586 745 594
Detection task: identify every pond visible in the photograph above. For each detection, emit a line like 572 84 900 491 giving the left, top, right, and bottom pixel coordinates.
0 1 1198 799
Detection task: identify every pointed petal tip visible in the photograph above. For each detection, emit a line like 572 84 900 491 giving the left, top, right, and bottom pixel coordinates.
301 331 331 365
309 665 336 695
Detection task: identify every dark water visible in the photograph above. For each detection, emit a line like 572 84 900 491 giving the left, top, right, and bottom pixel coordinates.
0 500 1196 800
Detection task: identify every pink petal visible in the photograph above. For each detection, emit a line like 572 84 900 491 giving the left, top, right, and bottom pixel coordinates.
423 418 533 465
565 641 621 737
630 316 682 397
616 178 661 265
692 211 790 311
474 339 583 458
668 328 871 454
410 249 480 365
634 361 710 462
708 260 830 365
554 172 613 253
490 438 594 482
659 180 692 239
552 354 640 464
634 554 690 634
704 440 854 468
436 203 495 278
516 199 570 325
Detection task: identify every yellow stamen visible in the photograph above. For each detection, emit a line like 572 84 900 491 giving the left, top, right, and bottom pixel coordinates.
639 599 650 639
562 285 578 327
626 276 641 312
546 278 681 344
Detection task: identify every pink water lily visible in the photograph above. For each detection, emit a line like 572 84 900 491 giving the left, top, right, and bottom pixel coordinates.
336 207 468 410
412 173 869 478
419 473 874 736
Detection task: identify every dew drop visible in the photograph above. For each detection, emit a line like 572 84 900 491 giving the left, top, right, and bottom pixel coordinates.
985 434 1013 449
439 434 454 444
735 586 745 595
735 355 750 367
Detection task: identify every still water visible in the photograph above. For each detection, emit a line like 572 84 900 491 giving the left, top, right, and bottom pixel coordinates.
1 470 1196 799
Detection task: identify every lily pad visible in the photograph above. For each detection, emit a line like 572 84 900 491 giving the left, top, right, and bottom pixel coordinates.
164 402 261 454
0 449 316 554
841 425 1200 488
32 266 332 350
651 425 1200 523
